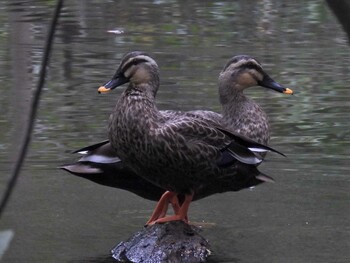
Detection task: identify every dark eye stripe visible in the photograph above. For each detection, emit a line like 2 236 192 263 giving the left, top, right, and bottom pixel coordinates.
224 60 262 74
223 55 263 72
122 58 149 73
244 62 262 72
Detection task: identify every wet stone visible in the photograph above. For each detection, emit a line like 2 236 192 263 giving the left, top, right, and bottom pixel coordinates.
111 221 211 263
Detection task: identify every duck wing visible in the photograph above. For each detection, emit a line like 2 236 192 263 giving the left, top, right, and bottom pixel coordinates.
216 127 286 157
155 116 261 167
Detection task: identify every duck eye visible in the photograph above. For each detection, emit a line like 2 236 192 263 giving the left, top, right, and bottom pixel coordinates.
245 62 259 70
130 58 149 67
123 58 149 72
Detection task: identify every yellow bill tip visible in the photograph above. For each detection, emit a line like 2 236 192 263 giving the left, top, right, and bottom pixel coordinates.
98 86 111 93
283 88 294 95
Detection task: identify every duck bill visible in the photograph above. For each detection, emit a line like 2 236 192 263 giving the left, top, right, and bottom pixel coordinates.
258 74 293 95
98 75 129 93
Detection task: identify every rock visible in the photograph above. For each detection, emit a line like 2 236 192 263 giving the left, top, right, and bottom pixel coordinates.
111 221 211 263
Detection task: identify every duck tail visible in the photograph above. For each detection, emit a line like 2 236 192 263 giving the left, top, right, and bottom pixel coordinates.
72 140 109 154
58 163 103 175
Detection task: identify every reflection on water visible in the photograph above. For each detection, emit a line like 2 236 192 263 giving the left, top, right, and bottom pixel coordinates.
0 0 349 262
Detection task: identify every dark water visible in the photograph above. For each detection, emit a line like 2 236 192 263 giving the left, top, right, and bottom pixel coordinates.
0 0 349 262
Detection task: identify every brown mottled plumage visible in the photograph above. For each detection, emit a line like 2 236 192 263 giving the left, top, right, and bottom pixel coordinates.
61 52 292 223
219 57 265 145
192 55 293 145
95 51 290 224
102 53 246 194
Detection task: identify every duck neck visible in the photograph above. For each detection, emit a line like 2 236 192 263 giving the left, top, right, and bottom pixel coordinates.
219 83 269 144
125 83 158 101
109 80 162 165
219 83 248 116
124 83 160 118
115 81 163 132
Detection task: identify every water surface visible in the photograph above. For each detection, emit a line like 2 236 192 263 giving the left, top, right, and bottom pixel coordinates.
0 1 349 262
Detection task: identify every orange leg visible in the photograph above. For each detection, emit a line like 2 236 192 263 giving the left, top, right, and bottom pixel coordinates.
146 191 176 225
171 195 189 222
154 194 182 218
157 194 181 219
170 195 181 215
158 195 188 222
148 193 193 225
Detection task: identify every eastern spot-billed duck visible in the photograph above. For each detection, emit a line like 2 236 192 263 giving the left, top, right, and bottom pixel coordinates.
95 51 289 224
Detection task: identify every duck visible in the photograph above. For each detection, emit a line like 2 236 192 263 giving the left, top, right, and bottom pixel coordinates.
93 51 291 224
204 54 293 144
61 52 292 223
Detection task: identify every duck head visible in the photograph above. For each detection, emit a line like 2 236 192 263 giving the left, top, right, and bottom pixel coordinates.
98 51 160 96
218 55 293 98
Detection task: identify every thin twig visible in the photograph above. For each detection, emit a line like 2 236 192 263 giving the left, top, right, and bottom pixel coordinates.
0 0 64 218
